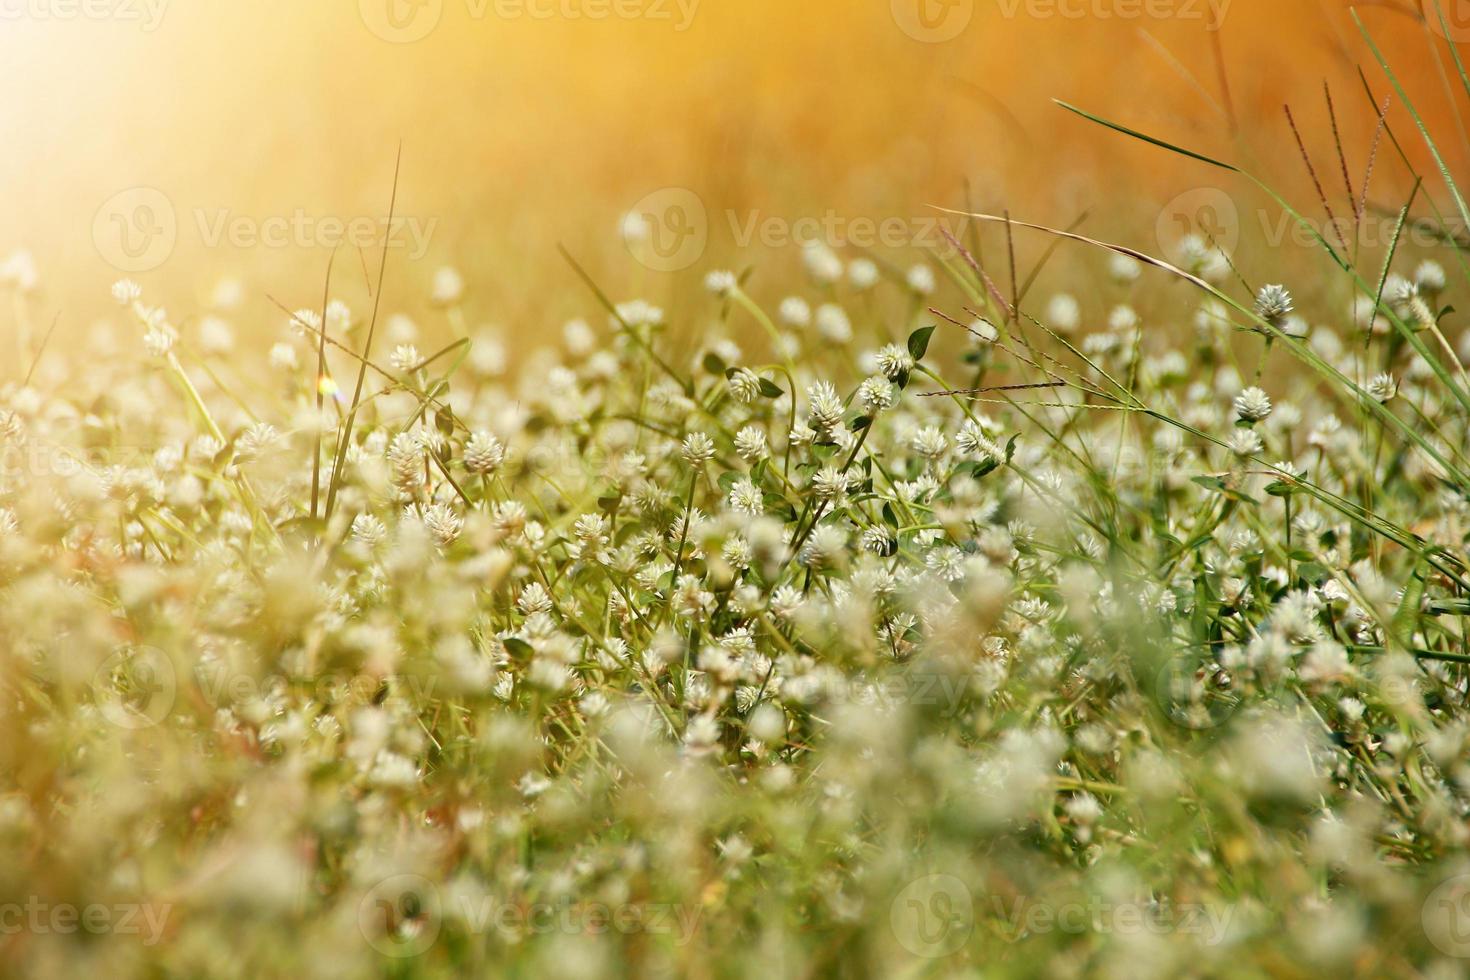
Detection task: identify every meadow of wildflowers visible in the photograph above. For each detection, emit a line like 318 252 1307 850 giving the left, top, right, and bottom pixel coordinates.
8 14 1470 980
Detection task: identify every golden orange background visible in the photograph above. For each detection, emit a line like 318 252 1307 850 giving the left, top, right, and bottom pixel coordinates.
1 0 1466 345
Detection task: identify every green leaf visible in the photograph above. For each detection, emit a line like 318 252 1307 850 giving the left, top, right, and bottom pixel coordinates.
758 378 784 399
908 325 936 361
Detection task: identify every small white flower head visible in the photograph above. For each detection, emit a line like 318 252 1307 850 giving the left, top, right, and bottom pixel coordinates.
289 309 322 338
1109 253 1143 284
801 241 843 284
269 341 299 372
806 381 845 434
906 264 936 295
704 269 739 297
620 210 650 243
111 279 142 306
861 525 897 556
969 319 999 344
728 368 763 404
351 513 387 547
1254 284 1294 327
198 316 235 356
237 422 280 459
326 299 352 332
734 426 768 461
810 467 847 500
681 432 716 467
389 344 422 373
516 581 553 616
815 304 852 343
615 300 664 327
464 431 505 475
1046 293 1081 333
875 343 915 381
794 531 847 578
848 258 880 290
1415 260 1447 295
563 317 595 357
1234 386 1273 423
1108 304 1139 332
431 266 464 305
0 251 37 291
1229 428 1264 457
779 297 811 327
138 305 178 357
727 477 763 516
1365 372 1398 403
956 420 1002 462
857 376 894 414
911 425 948 460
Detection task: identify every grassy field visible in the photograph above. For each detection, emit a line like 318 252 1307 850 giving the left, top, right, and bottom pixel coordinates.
9 5 1470 979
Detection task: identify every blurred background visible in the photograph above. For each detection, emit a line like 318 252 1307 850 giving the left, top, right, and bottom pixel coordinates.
0 0 1467 350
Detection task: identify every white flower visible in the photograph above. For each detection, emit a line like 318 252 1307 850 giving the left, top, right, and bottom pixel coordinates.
906 264 936 295
351 513 387 546
464 431 505 475
1415 260 1446 294
857 376 893 414
727 478 763 516
390 344 422 373
681 432 716 466
111 279 142 306
875 344 914 380
779 297 811 327
269 342 299 372
806 381 845 434
814 304 852 343
728 368 763 404
1254 284 1294 326
431 266 464 305
704 269 738 297
848 258 879 290
1046 293 1080 333
801 242 843 284
1365 373 1398 403
615 300 664 327
810 467 846 500
911 425 947 459
1109 253 1143 283
1234 387 1272 422
969 319 999 343
734 426 768 461
1229 428 1263 457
